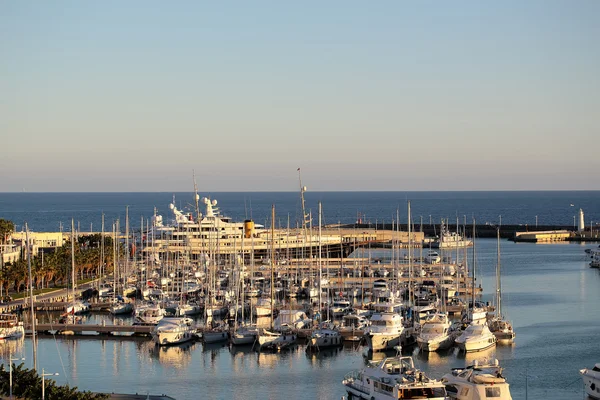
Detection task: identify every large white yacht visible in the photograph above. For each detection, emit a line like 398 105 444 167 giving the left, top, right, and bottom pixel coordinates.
144 195 354 260
416 313 455 352
581 363 600 399
342 355 447 400
152 317 196 346
455 323 496 353
442 359 512 400
364 309 404 352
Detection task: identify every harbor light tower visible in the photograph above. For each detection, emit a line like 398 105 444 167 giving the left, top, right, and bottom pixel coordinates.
578 208 585 232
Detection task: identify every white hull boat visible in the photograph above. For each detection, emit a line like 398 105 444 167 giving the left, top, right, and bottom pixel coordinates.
343 355 447 400
307 323 343 349
257 329 297 350
442 359 512 400
581 363 600 400
152 317 195 346
455 323 497 353
364 311 404 352
0 314 25 340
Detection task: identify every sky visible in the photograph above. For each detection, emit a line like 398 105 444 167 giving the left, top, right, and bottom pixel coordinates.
1 1 599 192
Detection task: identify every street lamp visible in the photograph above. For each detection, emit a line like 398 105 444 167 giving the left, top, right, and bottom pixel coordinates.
41 368 59 400
9 355 26 400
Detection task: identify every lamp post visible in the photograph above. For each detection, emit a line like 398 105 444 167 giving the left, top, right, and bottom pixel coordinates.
9 355 26 400
41 369 59 400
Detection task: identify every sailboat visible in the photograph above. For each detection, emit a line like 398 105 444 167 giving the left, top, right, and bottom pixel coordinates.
488 228 515 343
231 234 259 346
256 205 297 351
455 219 496 353
110 217 134 315
60 220 87 325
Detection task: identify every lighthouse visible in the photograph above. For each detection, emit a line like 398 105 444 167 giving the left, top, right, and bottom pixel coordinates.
578 208 585 232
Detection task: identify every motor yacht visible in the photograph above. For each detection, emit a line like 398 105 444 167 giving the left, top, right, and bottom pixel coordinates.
442 359 512 400
307 321 343 350
134 303 166 325
329 299 352 318
152 317 196 346
274 310 310 330
364 309 404 352
256 328 297 350
342 355 447 400
455 323 496 352
0 314 24 339
416 313 455 352
581 363 600 399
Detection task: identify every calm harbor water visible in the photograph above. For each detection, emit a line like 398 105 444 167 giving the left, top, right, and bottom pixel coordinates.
2 239 599 399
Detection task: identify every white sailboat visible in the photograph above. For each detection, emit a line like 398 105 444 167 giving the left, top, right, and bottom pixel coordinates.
256 205 297 351
488 228 515 343
455 219 496 353
60 220 86 325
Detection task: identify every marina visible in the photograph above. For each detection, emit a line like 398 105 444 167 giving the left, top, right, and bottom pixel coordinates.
1 191 600 399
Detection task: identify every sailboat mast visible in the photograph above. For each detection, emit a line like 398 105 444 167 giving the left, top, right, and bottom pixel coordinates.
318 202 322 322
25 223 37 371
471 218 476 317
270 205 275 331
101 214 105 287
408 201 413 314
112 223 117 304
125 206 129 280
193 170 201 223
71 219 76 300
496 227 502 318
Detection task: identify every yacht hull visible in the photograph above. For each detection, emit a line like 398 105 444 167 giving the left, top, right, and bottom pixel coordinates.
365 333 401 352
581 369 600 400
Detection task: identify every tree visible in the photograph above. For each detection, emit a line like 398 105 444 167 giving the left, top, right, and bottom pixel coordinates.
0 218 15 245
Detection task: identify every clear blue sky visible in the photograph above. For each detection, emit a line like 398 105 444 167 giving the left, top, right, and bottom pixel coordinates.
1 1 598 191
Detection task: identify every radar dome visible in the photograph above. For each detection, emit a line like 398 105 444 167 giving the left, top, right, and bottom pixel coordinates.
169 204 175 210
303 186 307 192
212 199 218 206
195 194 200 200
202 197 208 204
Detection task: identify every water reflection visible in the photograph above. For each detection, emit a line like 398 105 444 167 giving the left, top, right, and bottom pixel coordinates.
149 341 196 368
305 346 342 367
455 345 497 366
414 347 454 366
0 337 25 360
